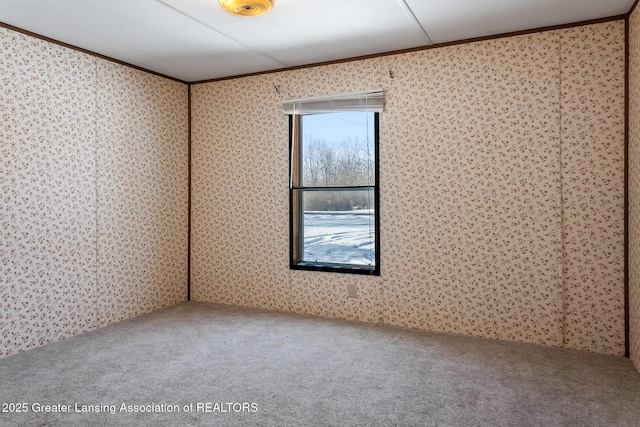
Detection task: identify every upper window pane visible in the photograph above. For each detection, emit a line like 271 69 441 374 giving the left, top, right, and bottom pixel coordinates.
301 112 375 187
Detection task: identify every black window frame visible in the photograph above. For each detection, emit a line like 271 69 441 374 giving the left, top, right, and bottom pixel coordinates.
288 112 380 275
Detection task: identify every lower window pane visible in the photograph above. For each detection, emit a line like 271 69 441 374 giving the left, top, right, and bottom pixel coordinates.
302 189 375 266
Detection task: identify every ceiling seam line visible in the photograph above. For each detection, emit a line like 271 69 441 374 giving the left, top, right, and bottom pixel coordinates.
156 0 290 68
395 0 433 45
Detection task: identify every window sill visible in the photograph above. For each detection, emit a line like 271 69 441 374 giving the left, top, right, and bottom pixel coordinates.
291 261 379 276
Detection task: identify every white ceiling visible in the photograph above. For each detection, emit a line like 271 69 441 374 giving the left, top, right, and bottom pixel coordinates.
0 0 635 82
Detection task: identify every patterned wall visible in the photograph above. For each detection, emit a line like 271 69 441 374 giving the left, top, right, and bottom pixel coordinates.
96 62 189 327
629 7 640 370
380 32 564 347
560 24 626 354
191 21 626 355
0 18 627 358
0 29 98 355
191 60 386 323
0 26 189 357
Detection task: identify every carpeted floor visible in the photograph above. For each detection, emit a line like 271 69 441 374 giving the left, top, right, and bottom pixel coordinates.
1 301 639 426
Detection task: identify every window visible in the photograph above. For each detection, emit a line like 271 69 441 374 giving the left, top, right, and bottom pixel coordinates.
284 89 382 275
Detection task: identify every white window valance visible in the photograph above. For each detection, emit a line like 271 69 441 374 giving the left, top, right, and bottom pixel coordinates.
282 88 385 115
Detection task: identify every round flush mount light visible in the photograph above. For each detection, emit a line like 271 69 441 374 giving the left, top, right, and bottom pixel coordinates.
219 0 274 17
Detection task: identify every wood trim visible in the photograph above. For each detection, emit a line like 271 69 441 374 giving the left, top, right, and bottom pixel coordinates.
191 14 627 85
625 13 631 358
187 85 192 302
630 0 640 17
288 113 380 276
0 21 188 85
289 115 303 266
0 13 629 86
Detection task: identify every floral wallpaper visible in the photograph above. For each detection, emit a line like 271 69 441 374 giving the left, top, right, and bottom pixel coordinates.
191 60 386 324
559 24 625 354
191 21 626 355
629 6 640 371
0 29 98 355
96 62 189 327
190 73 291 314
380 31 564 347
0 18 629 359
0 26 189 357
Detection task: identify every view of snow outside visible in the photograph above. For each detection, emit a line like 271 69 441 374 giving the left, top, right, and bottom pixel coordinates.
300 111 376 266
302 210 375 265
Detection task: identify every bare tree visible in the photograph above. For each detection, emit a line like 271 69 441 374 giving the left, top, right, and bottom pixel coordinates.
303 136 374 211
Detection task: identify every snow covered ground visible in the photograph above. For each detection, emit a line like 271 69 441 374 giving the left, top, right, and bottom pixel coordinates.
302 212 375 265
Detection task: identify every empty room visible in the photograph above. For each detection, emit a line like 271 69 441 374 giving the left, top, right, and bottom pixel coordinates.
2 0 640 425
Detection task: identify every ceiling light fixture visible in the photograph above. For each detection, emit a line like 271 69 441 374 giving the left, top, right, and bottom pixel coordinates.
219 0 274 17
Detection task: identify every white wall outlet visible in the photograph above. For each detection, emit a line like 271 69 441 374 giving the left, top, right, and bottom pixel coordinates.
347 283 357 298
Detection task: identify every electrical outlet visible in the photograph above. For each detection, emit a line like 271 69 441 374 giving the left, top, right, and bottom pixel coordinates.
347 283 357 298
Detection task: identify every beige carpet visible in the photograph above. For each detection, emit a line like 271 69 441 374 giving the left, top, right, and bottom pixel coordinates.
1 301 639 426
